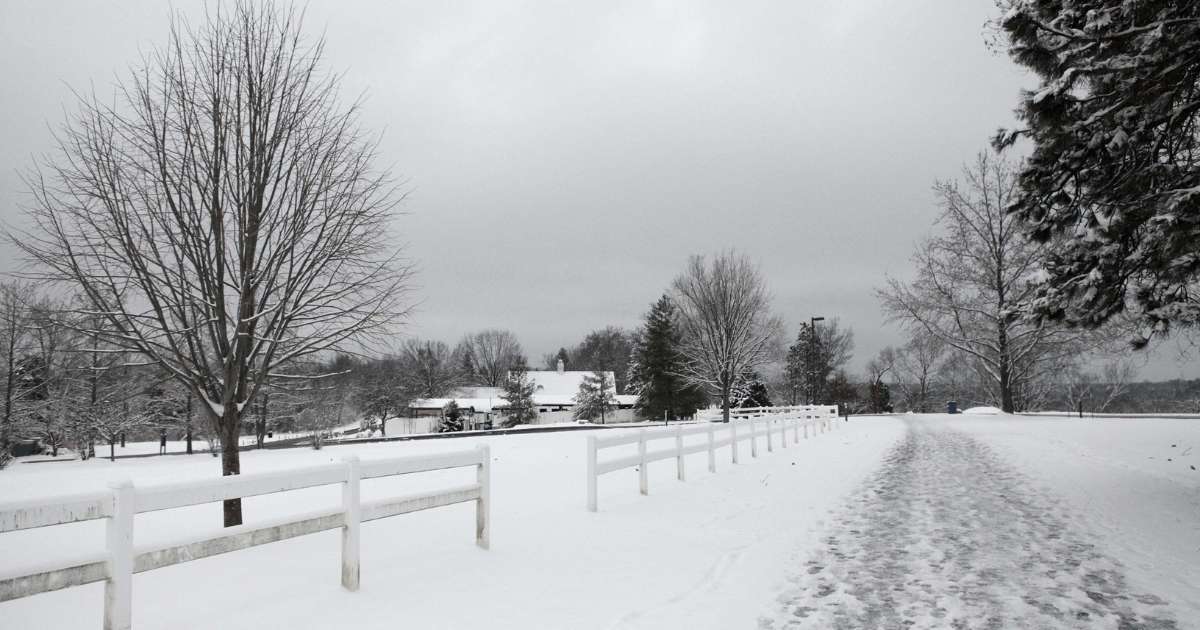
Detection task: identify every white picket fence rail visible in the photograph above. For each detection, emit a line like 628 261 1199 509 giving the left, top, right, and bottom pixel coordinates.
586 405 838 511
0 445 491 629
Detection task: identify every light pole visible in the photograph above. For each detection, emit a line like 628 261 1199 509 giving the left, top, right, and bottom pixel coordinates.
809 316 825 405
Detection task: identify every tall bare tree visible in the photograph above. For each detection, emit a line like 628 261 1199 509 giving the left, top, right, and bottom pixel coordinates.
893 329 945 413
672 251 782 422
456 329 523 387
399 339 462 398
864 347 897 413
19 299 83 458
14 2 412 525
356 356 404 436
878 152 1077 413
0 282 36 465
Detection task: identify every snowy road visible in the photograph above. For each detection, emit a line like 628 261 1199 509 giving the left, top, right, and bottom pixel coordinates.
762 419 1182 629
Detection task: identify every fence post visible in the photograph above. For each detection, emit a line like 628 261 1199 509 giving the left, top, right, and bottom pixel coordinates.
638 430 648 495
476 444 490 549
706 422 716 473
750 419 758 458
730 422 739 464
793 416 799 443
587 435 598 512
767 419 774 452
804 418 809 439
341 455 361 591
675 424 685 481
104 479 134 630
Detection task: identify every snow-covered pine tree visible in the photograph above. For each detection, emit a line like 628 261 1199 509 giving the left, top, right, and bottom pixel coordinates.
995 2 1200 339
499 358 538 428
573 371 616 423
735 371 772 408
631 295 706 421
440 400 463 432
785 320 855 405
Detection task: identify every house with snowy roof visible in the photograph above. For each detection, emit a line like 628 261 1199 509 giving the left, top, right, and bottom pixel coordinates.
408 360 634 424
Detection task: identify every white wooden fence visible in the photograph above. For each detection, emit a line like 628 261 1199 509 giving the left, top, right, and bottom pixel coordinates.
0 445 491 629
586 405 839 511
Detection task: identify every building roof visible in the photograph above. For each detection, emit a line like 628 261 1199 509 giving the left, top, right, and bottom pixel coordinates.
409 370 619 411
524 370 617 398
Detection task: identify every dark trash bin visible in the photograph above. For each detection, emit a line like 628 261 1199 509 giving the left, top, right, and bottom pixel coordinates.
946 400 958 414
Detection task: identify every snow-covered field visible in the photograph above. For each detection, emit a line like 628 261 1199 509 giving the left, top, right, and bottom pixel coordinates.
0 417 902 629
2 414 1197 629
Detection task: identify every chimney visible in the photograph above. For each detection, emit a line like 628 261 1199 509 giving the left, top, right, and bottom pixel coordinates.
556 358 565 374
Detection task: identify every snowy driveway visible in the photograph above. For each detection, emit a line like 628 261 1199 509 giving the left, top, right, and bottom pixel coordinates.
763 418 1182 629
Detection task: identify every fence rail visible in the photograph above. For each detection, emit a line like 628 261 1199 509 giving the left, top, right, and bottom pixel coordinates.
0 445 491 629
586 405 838 511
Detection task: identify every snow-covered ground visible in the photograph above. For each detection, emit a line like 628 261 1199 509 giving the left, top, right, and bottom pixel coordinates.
762 415 1197 628
2 413 1196 629
0 417 902 629
948 414 1200 623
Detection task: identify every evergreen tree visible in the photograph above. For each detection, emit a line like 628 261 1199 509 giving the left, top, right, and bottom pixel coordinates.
996 3 1200 338
784 320 855 405
784 325 816 405
735 371 772 408
499 358 538 428
573 371 616 423
631 295 705 421
439 400 463 433
868 381 892 414
826 369 859 412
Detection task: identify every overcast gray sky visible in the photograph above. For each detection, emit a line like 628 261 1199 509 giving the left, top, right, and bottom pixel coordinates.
1 0 1192 379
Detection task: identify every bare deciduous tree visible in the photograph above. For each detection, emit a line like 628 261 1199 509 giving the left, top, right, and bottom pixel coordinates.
864 347 897 413
399 339 462 398
0 282 36 465
355 356 404 436
457 329 524 387
20 299 82 458
672 251 782 422
1056 357 1139 416
14 2 412 525
878 151 1078 413
894 329 944 413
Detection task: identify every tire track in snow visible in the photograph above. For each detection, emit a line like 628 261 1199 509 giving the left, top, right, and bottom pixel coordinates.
606 544 750 630
760 420 1180 629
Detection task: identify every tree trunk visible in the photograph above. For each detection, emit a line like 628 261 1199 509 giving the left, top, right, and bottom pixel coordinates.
721 383 731 423
380 415 387 437
219 405 243 527
109 439 115 461
2 335 15 456
997 327 1015 414
186 391 194 454
255 391 269 449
